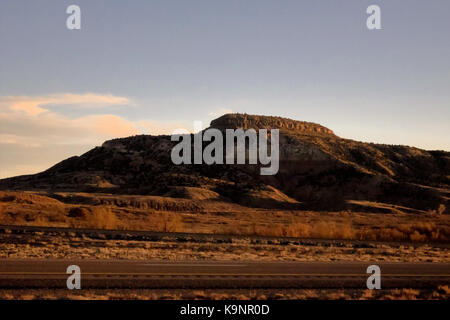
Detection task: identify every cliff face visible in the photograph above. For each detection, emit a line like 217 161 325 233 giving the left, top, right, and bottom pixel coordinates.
210 114 335 136
0 114 448 212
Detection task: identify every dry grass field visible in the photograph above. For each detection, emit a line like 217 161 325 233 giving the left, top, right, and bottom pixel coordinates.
0 191 449 301
1 286 449 300
1 190 449 263
0 191 449 243
1 225 448 262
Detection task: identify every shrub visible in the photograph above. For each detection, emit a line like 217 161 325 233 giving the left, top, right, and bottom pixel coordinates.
67 207 89 218
156 212 183 232
88 207 118 230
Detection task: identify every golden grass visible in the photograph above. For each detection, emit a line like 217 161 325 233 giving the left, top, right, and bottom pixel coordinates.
153 212 184 232
71 207 119 230
219 219 450 242
0 190 449 243
0 286 449 300
1 227 449 262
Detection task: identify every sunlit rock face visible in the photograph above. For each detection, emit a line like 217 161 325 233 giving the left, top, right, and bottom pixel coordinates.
210 113 335 136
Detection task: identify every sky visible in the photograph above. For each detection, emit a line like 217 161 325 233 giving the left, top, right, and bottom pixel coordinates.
0 0 449 178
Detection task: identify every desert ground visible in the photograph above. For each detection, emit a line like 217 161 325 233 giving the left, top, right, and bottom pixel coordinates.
0 190 448 242
0 190 449 300
1 287 449 300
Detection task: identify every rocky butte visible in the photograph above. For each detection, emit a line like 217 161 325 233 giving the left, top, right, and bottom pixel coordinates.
0 113 448 213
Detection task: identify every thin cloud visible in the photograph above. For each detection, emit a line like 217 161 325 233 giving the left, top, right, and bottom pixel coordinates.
0 93 138 146
0 93 194 178
0 93 131 116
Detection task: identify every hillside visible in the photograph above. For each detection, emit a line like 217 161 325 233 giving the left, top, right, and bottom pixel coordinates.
0 113 448 213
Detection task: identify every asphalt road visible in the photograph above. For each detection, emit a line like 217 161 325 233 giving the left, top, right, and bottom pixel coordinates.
0 260 449 289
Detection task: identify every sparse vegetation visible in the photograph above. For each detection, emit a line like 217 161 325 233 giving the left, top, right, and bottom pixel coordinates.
87 207 119 230
67 206 119 229
154 212 183 232
1 226 448 262
1 286 449 300
0 190 449 242
220 219 450 242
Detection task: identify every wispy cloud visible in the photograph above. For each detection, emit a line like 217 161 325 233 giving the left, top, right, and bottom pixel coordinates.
0 93 138 146
0 93 131 116
0 93 193 178
0 93 139 178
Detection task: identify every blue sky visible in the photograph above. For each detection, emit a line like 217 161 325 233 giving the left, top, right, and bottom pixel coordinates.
0 0 449 177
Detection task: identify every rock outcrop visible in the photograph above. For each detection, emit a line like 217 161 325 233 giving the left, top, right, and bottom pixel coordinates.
210 113 335 136
0 114 448 212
